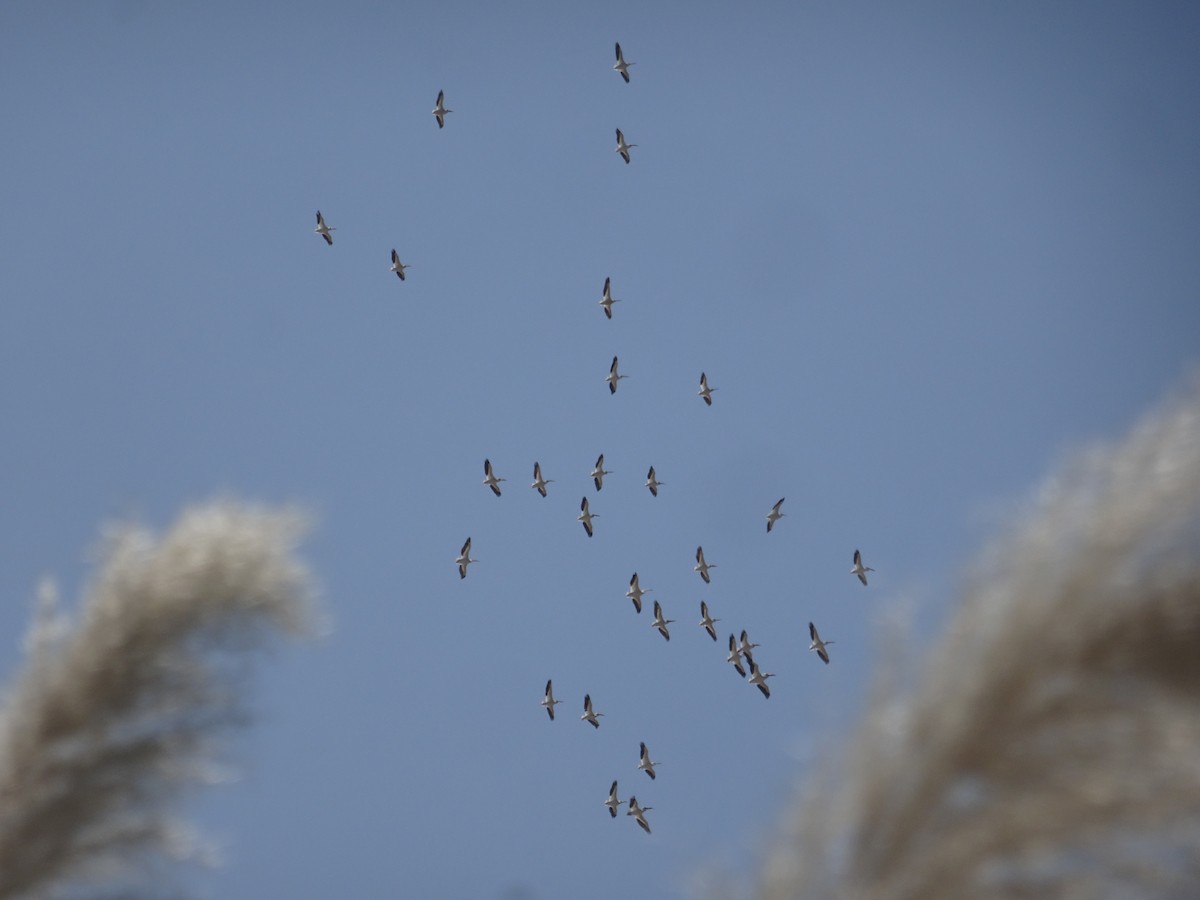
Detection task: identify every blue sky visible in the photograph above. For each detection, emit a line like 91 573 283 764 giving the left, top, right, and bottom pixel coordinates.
1 2 1198 897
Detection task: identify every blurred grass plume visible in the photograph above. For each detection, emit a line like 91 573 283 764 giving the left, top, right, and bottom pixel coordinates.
759 379 1200 899
0 500 318 898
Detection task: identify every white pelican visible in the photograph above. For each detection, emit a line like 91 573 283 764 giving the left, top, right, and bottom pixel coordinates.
651 600 674 641
314 211 334 245
389 249 410 281
748 659 775 698
606 356 627 395
637 742 659 780
698 371 717 406
694 546 716 584
615 128 637 164
482 458 505 496
432 89 452 128
645 466 663 497
808 621 833 664
613 42 635 83
578 496 597 537
455 537 476 579
531 461 553 497
738 629 760 661
599 276 620 319
591 454 613 491
699 601 719 641
581 693 605 729
852 549 875 586
627 795 652 833
766 498 785 533
726 634 747 678
626 572 651 614
541 679 563 720
605 781 625 818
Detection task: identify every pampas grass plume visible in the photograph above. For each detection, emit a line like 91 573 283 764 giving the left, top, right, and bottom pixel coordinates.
0 500 318 898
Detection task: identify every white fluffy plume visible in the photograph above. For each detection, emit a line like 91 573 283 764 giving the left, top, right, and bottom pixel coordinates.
759 380 1200 899
0 500 318 898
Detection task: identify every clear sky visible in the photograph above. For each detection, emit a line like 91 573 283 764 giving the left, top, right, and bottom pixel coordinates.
2 2 1198 897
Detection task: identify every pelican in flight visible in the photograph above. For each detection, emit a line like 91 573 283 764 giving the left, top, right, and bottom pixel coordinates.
615 128 637 164
599 276 620 319
808 621 833 664
432 89 452 128
637 742 659 780
582 694 605 729
694 546 716 584
606 356 627 394
482 458 505 496
613 42 635 83
578 496 597 537
605 781 625 818
591 454 613 491
748 659 775 698
389 249 410 281
626 572 651 613
651 600 674 641
627 795 652 833
531 461 553 497
455 537 476 579
726 634 747 677
645 466 663 497
699 601 719 641
314 211 334 245
852 549 875 586
541 679 563 720
738 629 760 662
698 372 717 406
766 498 785 533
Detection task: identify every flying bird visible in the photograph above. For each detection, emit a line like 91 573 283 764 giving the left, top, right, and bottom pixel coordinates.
455 537 476 579
591 454 613 491
627 795 652 834
808 621 833 664
645 466 663 497
694 546 716 584
541 679 563 720
389 249 410 281
698 371 717 406
482 459 505 496
748 659 775 698
599 276 620 319
606 356 627 394
699 601 719 641
531 461 553 497
626 572 651 613
638 742 659 780
738 629 760 662
615 128 637 164
852 549 875 586
613 42 635 83
314 211 334 245
726 634 747 678
432 89 452 128
605 781 625 818
651 600 674 641
578 496 597 537
766 498 785 533
581 693 605 729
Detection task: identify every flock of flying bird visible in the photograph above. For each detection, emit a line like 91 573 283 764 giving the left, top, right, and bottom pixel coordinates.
315 41 877 838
